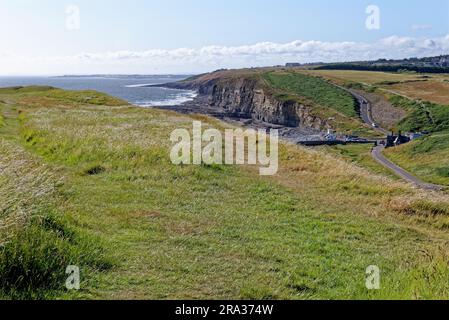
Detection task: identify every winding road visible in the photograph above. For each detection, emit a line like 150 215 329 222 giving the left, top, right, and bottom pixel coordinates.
344 87 444 191
348 89 390 136
372 145 443 191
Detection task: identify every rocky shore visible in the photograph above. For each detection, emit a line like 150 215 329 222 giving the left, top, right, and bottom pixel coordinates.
154 94 322 143
148 70 324 142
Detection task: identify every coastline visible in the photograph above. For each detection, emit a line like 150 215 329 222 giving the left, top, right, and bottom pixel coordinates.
150 93 322 143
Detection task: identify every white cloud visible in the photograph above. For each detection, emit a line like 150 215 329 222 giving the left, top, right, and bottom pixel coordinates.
2 35 449 75
411 24 433 31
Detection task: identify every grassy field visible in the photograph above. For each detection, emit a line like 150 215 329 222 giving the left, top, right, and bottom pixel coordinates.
0 100 6 127
0 87 449 299
307 69 449 86
308 70 449 131
304 70 449 135
385 132 449 186
388 80 449 105
322 144 399 180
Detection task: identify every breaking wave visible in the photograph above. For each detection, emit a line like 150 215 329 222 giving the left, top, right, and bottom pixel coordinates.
134 90 198 107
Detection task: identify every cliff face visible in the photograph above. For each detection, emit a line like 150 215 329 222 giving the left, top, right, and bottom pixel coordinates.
164 73 330 130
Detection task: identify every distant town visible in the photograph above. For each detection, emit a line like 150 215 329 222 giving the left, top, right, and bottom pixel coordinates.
287 54 449 72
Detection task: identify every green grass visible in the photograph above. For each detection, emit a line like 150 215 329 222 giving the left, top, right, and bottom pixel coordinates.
299 70 449 187
262 71 380 137
323 144 399 180
0 139 111 299
0 88 448 299
38 89 127 106
0 215 111 299
389 95 449 133
385 131 449 186
0 100 6 127
0 86 55 94
263 72 357 117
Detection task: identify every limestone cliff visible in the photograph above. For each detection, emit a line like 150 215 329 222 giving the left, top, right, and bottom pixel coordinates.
161 70 331 130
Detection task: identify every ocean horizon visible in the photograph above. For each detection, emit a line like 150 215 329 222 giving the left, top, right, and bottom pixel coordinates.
0 75 197 107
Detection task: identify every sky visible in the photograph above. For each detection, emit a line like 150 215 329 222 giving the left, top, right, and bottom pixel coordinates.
0 0 448 75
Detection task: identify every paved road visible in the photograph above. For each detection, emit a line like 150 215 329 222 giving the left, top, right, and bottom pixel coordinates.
340 86 444 191
347 89 390 136
372 145 443 191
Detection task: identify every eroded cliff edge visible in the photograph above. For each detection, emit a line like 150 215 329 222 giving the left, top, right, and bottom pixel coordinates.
160 70 331 131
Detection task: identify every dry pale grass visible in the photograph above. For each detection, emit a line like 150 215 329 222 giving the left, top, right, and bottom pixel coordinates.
388 80 449 105
305 70 425 85
0 138 62 245
306 70 449 106
264 141 449 238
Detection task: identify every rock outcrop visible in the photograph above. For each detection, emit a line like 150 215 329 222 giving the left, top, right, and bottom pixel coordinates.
160 71 331 130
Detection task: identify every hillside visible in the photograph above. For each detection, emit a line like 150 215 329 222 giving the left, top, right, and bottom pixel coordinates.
0 87 449 299
305 70 449 130
384 132 449 186
163 69 376 136
262 72 357 117
304 69 449 186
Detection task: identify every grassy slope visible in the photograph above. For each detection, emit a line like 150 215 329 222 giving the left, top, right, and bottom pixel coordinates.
385 132 449 186
0 90 113 299
305 70 449 186
263 72 357 117
305 70 449 133
323 144 400 180
381 84 449 187
388 80 449 105
262 71 377 137
0 87 449 299
388 95 449 133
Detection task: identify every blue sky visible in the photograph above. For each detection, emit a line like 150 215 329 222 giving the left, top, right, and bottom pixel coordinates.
0 0 448 74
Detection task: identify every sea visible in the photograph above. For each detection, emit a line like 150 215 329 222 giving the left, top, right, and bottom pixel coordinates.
0 75 197 107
